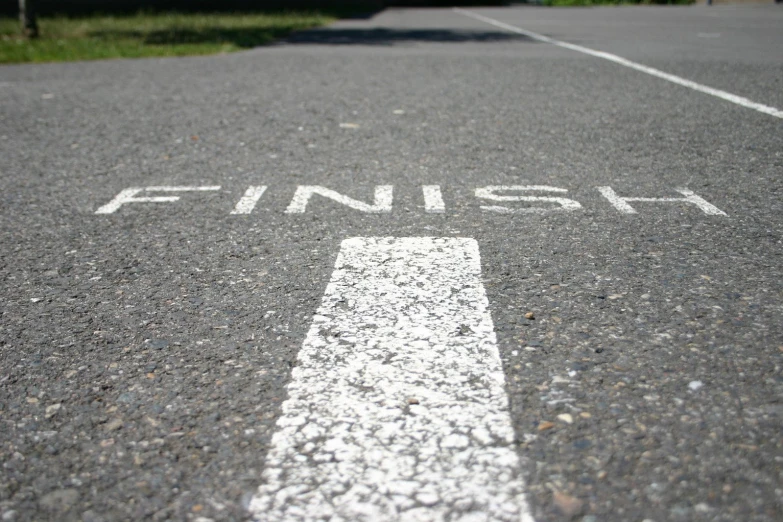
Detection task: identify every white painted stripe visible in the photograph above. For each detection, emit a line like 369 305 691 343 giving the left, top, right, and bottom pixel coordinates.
423 185 445 213
230 185 267 214
454 8 783 120
250 237 534 522
285 185 393 213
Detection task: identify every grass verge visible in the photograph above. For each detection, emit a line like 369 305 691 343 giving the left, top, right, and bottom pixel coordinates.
0 10 338 64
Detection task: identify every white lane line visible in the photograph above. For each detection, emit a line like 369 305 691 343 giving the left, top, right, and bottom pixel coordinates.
454 8 783 120
230 185 267 214
250 237 534 522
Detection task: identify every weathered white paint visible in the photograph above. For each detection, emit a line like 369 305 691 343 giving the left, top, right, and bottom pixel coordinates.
423 185 445 213
476 185 582 213
597 187 727 216
94 184 731 218
230 186 267 215
94 186 221 214
454 8 783 120
249 237 534 522
285 185 393 214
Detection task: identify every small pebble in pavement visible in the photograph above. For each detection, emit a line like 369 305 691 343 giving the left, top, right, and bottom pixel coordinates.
552 490 583 517
557 413 573 424
537 421 555 431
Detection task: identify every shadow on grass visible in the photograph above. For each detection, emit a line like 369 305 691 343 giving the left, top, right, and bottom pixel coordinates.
88 27 299 48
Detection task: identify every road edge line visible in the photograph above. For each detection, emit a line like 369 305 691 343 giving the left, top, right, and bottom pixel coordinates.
453 7 783 120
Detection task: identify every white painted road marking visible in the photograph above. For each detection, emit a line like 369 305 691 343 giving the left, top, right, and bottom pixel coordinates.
285 185 394 213
597 186 727 216
95 184 726 217
94 186 221 214
454 8 783 120
476 185 582 214
249 237 534 522
230 185 267 214
423 185 445 213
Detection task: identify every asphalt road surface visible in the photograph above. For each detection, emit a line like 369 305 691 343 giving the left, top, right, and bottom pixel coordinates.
2 5 782 522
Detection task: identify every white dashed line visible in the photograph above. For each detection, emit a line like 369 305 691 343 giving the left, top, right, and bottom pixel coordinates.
454 8 783 120
249 237 534 522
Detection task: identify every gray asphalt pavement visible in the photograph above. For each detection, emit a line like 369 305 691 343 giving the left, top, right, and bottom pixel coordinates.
1 5 782 522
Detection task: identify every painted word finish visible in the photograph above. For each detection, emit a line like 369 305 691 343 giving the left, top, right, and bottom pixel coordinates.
95 185 727 216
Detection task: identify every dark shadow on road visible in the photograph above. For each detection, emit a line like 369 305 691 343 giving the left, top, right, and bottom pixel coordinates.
87 26 537 48
282 28 536 46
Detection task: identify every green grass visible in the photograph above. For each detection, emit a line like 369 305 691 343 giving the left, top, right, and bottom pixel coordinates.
0 10 338 64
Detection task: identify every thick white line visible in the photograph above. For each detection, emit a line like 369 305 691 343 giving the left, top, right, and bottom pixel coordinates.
230 185 267 214
250 237 534 522
454 8 783 120
423 185 446 213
